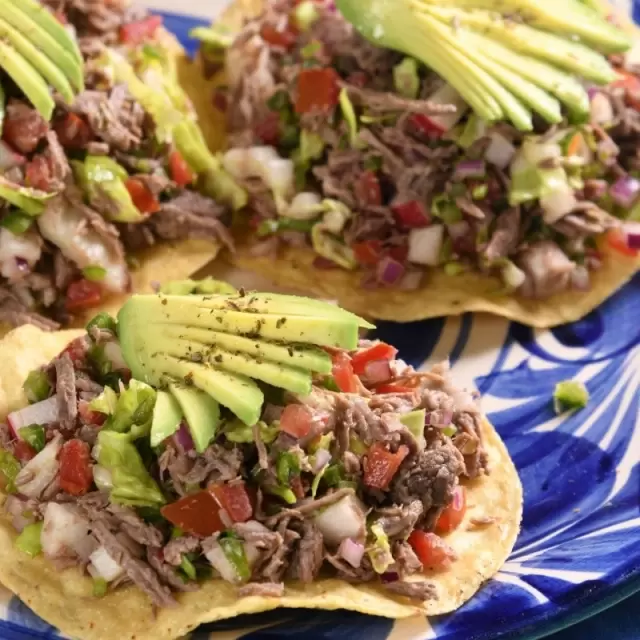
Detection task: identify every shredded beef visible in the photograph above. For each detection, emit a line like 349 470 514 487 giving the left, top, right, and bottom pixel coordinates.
384 579 436 601
147 548 198 592
238 582 284 597
516 240 577 299
324 553 376 582
455 413 488 478
289 521 324 583
393 541 423 577
375 501 424 538
107 504 163 548
54 353 77 434
163 535 201 566
180 443 244 486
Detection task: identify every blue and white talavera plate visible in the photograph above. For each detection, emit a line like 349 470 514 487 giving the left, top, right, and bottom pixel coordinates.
2 1 640 639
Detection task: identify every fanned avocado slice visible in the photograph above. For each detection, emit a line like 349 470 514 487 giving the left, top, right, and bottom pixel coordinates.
0 40 54 121
149 390 183 448
0 0 84 93
168 383 220 453
0 16 75 104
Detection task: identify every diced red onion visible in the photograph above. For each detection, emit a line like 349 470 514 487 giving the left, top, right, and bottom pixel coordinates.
89 545 124 582
376 256 405 286
0 141 25 171
15 434 62 499
427 410 453 427
7 397 59 438
205 540 241 583
622 222 640 249
408 225 444 266
454 159 486 180
364 359 392 384
313 255 339 269
609 176 640 209
314 495 366 547
172 422 194 452
571 265 591 291
485 132 516 169
312 448 332 473
590 92 614 125
338 538 365 568
397 270 423 290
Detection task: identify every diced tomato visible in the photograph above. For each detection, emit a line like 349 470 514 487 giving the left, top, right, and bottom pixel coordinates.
354 170 382 207
388 243 409 263
607 228 638 257
332 352 359 393
61 336 89 362
435 486 467 534
161 490 226 537
409 113 446 139
392 200 431 228
295 68 340 115
374 382 416 394
254 112 281 146
613 70 640 111
59 439 93 496
260 22 298 50
351 342 398 376
168 150 195 187
346 71 368 88
13 440 36 463
65 279 103 313
78 400 107 427
119 15 163 45
352 239 384 266
2 103 48 154
125 178 160 214
209 482 253 523
408 531 456 570
24 155 53 192
279 404 315 438
53 113 91 150
363 442 408 489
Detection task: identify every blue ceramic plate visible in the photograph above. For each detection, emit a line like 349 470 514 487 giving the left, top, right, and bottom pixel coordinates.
1 3 639 639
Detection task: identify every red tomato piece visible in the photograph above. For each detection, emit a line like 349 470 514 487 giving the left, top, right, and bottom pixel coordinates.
260 22 298 49
295 68 340 115
332 352 359 393
209 482 254 523
435 485 467 534
61 336 89 363
78 400 107 427
168 150 195 187
65 279 103 313
607 228 638 257
13 440 36 463
25 155 53 192
374 382 416 394
161 490 226 537
125 178 161 214
408 531 456 570
354 170 382 207
119 15 163 45
613 70 640 111
254 112 281 146
392 200 431 228
279 404 315 438
59 439 93 496
409 114 446 138
363 443 409 489
2 103 48 154
53 113 91 150
352 239 384 266
351 342 398 376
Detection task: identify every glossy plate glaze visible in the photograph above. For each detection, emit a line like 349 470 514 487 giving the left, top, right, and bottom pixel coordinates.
0 2 639 638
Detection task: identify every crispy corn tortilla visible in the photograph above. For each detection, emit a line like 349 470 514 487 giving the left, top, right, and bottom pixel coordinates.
0 324 522 640
1 28 221 338
185 0 639 328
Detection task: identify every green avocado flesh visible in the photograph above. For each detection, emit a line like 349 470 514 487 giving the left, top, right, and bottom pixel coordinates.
117 293 371 429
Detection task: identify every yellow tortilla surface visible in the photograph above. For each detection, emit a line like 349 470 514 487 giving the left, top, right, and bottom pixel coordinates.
0 325 522 640
184 0 639 328
1 28 221 338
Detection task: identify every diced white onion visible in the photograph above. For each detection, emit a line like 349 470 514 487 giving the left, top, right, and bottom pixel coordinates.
322 208 349 234
540 186 577 224
0 228 42 282
408 225 444 266
312 448 332 473
89 545 125 582
523 141 561 166
264 158 294 198
103 341 127 371
41 502 92 560
314 495 366 547
7 397 59 437
286 192 322 220
92 465 113 492
485 133 516 169
15 434 62 499
204 540 241 583
4 495 34 533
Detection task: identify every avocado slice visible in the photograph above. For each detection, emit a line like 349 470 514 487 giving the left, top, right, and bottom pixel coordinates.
0 178 54 216
0 17 75 104
0 40 54 121
168 383 220 453
81 156 145 223
0 0 84 93
149 390 183 448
